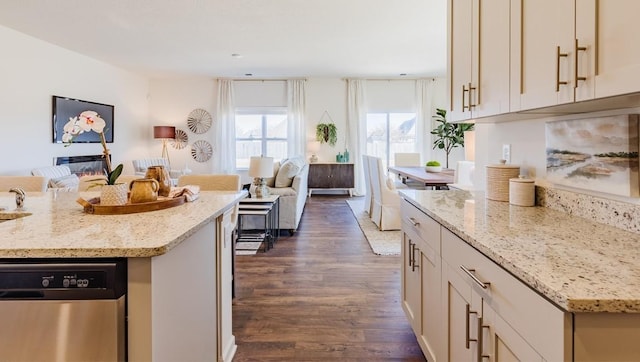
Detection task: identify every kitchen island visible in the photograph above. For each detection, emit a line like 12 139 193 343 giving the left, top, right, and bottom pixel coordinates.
0 190 245 362
399 189 640 361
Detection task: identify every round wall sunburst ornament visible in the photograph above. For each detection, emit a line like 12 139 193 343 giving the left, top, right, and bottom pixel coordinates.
191 140 213 162
171 128 188 149
187 108 212 134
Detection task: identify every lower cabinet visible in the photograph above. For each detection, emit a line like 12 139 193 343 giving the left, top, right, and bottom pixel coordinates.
401 199 571 362
307 163 354 196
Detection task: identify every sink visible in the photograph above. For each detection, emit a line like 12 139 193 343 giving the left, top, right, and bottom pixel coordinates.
0 212 32 222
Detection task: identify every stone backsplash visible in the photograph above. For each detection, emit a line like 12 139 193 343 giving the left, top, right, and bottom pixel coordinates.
536 185 640 234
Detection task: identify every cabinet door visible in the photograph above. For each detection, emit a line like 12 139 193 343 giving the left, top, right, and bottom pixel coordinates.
482 301 543 362
580 0 640 100
443 262 481 362
517 0 575 110
401 232 421 334
474 0 511 118
448 0 474 121
417 241 441 362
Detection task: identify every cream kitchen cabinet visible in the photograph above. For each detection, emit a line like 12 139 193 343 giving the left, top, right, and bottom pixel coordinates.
511 0 640 112
400 200 442 362
448 0 511 122
441 228 571 361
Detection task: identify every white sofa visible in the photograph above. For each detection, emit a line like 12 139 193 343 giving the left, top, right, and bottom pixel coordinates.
31 165 79 191
246 156 308 234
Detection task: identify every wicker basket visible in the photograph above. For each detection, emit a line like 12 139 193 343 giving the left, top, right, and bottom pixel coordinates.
486 162 520 202
509 176 535 206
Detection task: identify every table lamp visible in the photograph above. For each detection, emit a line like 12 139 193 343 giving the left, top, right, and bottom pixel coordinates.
154 126 176 165
249 156 274 198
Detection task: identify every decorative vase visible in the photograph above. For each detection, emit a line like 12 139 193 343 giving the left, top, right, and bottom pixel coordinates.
100 183 128 206
145 165 172 197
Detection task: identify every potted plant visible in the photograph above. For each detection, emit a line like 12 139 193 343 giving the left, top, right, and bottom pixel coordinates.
316 122 337 147
425 160 442 173
430 108 474 168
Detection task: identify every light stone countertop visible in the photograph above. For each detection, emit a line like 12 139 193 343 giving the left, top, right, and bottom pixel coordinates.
399 189 640 313
0 190 246 258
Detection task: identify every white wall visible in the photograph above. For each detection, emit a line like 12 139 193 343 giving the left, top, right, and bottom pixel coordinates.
0 25 150 176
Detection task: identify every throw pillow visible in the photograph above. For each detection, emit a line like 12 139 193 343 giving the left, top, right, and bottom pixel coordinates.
274 159 303 187
265 161 281 187
49 174 80 189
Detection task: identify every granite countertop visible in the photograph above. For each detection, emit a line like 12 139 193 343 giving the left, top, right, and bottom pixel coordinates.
399 189 640 313
0 190 245 258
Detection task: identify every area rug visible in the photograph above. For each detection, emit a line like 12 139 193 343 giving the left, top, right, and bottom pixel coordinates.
345 198 401 255
235 241 262 255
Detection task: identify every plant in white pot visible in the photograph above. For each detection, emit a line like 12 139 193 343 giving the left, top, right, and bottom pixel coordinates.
430 108 474 169
425 160 442 173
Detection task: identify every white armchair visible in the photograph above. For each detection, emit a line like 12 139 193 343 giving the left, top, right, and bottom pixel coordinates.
361 155 373 216
368 155 401 231
31 165 79 191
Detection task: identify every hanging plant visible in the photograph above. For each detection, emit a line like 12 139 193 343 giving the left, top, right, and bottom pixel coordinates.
316 123 338 146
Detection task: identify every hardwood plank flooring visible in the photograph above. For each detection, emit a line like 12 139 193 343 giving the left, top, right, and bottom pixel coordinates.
233 195 426 361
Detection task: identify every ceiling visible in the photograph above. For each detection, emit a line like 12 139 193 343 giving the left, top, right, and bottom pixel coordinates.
0 0 447 79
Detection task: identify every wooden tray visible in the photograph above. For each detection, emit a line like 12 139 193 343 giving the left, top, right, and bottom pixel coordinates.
77 195 187 215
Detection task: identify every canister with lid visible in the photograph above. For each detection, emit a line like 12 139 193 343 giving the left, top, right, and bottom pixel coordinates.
509 175 535 206
486 160 520 202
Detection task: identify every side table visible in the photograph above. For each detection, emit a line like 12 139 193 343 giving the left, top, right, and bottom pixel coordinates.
237 195 280 251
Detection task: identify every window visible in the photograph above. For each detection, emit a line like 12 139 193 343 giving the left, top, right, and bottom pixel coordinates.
365 112 416 169
235 109 288 169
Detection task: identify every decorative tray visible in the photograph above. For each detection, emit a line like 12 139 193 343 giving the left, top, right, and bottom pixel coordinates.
76 195 187 215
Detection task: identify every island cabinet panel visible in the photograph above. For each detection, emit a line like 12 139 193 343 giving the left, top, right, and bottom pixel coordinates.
307 163 354 196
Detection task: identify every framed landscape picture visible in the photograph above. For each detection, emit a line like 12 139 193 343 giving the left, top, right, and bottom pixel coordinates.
546 114 640 197
52 96 114 143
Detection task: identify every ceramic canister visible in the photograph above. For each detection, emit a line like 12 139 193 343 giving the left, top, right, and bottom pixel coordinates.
509 175 535 206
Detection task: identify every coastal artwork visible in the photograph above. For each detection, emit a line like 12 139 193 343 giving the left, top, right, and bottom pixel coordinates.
546 115 640 197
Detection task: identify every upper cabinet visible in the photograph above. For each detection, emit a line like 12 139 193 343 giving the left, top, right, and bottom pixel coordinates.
449 0 640 122
447 0 511 122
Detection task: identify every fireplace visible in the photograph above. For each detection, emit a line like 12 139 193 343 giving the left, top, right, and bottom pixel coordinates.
54 155 110 176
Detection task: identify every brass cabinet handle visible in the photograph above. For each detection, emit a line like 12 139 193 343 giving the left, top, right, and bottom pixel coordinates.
556 46 568 91
460 265 491 289
465 303 478 349
478 318 490 361
574 38 587 88
462 84 469 111
411 244 420 272
408 240 414 267
468 82 477 109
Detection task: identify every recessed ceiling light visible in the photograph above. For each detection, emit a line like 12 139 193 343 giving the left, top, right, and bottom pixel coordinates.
400 73 407 76
244 73 253 76
231 53 243 58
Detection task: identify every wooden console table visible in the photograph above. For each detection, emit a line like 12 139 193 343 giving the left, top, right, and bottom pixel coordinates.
307 162 354 197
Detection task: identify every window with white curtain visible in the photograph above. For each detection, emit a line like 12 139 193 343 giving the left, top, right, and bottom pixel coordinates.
365 112 416 169
235 108 288 169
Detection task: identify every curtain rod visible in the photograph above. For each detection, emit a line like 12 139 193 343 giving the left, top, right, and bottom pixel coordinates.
340 77 438 81
228 78 307 82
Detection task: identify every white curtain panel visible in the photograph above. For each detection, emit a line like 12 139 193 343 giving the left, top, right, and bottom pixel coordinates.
287 79 306 158
416 78 435 162
216 79 236 174
347 78 367 196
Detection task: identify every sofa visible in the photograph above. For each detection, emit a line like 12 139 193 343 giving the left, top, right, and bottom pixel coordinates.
246 156 308 234
31 165 80 191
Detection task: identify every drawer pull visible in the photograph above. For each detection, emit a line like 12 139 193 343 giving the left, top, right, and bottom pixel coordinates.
407 217 420 227
411 243 420 272
465 303 478 349
460 265 490 289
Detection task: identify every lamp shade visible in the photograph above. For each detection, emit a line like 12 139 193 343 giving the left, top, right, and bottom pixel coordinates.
154 126 176 139
248 156 274 178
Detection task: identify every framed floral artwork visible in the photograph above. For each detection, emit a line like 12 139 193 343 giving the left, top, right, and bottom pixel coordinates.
546 114 640 197
52 95 114 143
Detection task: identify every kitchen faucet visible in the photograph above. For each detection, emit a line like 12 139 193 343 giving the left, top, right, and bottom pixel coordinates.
9 188 25 210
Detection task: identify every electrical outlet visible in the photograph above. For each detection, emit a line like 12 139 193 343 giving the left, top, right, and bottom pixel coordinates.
502 144 511 163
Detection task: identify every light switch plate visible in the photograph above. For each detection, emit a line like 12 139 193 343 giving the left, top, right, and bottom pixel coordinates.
502 144 511 163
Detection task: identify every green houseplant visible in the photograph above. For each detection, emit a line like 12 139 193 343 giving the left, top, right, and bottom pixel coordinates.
430 108 474 168
316 122 337 147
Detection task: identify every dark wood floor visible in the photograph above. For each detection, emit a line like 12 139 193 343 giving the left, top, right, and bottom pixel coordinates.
232 195 426 361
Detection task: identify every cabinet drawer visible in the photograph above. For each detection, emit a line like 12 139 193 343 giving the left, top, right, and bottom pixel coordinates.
441 228 570 361
400 200 440 254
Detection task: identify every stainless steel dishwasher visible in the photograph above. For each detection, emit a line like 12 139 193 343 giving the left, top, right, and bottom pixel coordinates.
0 258 127 362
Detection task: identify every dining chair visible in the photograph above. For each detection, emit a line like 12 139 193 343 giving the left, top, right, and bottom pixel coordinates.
0 176 47 192
447 161 476 191
368 156 401 231
393 152 424 189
